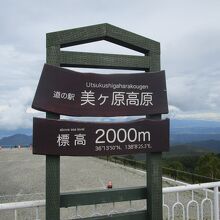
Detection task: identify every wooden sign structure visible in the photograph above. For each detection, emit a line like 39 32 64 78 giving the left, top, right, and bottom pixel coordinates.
32 23 168 220
32 64 168 116
33 117 169 156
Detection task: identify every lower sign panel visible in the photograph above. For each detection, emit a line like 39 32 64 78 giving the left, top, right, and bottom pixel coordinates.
33 118 169 156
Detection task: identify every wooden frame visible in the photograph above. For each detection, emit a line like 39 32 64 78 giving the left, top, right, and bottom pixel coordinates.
44 23 163 220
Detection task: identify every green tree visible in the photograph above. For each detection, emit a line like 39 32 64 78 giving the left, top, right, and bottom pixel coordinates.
167 161 184 171
195 153 220 179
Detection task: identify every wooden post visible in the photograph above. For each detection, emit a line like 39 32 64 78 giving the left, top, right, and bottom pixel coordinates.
146 49 163 220
146 114 163 220
46 153 60 220
46 45 60 220
147 150 163 220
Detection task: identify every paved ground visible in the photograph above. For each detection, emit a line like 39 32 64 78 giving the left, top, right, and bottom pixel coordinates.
0 148 149 196
0 148 216 220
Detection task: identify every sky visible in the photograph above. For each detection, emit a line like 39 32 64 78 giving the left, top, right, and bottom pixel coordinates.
0 0 220 130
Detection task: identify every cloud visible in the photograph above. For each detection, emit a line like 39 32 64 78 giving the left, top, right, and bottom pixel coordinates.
168 105 220 121
0 44 43 92
0 87 43 130
175 111 220 121
0 0 220 130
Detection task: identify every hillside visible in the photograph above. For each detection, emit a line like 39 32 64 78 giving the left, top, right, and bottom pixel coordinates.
0 134 32 147
0 119 220 150
171 134 220 145
188 140 220 153
170 119 220 147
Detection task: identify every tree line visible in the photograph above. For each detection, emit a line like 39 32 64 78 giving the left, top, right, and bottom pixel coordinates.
163 153 220 180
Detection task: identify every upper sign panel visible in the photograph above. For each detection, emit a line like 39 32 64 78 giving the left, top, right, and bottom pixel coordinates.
32 64 168 116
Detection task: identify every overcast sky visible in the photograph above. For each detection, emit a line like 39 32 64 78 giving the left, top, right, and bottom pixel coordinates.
0 0 220 130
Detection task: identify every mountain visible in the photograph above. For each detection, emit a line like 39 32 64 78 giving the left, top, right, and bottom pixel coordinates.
133 143 219 161
0 119 219 149
170 119 220 145
0 128 32 139
170 133 220 145
0 134 32 147
170 119 220 135
170 119 220 128
188 140 220 153
165 144 211 157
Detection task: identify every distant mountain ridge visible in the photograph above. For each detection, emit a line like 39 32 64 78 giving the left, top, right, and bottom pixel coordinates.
0 134 32 147
170 119 220 149
0 128 31 139
170 119 220 128
187 140 220 153
0 119 220 151
170 133 220 145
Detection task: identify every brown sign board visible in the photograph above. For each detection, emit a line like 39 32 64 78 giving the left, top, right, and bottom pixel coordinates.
33 117 169 156
32 64 168 117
